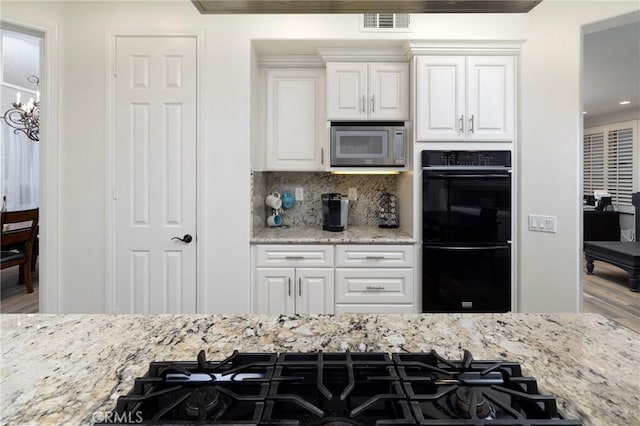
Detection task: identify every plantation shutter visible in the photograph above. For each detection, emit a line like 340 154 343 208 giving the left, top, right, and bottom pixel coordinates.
607 127 634 206
583 132 605 196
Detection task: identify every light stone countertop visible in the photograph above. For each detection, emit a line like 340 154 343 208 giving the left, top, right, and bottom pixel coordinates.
251 225 416 244
1 313 639 425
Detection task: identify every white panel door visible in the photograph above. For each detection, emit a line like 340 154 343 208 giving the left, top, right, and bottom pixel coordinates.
368 63 409 121
415 56 465 141
296 268 334 314
255 268 295 314
466 56 515 141
326 62 368 120
265 69 326 171
115 36 197 314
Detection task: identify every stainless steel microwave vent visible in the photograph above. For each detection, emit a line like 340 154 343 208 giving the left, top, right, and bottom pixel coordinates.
361 13 410 31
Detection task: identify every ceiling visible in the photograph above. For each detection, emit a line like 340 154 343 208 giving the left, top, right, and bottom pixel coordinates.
192 0 542 14
583 21 640 118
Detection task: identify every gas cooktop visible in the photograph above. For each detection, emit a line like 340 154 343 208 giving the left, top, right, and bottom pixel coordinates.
99 350 582 425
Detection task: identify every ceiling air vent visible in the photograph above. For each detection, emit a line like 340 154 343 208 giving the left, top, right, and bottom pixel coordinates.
361 13 411 32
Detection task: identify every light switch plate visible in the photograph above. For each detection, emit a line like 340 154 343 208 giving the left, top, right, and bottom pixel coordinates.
348 187 357 201
529 214 557 233
295 187 304 201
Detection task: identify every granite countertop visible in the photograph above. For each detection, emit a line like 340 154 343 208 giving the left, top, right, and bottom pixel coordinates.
1 313 639 425
251 225 416 244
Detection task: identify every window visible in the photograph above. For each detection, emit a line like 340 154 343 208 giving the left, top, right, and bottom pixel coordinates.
584 120 638 212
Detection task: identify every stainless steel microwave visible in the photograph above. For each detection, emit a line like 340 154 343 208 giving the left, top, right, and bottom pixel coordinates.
330 123 406 167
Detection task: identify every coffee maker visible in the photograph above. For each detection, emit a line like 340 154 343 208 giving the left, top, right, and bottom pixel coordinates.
322 193 348 232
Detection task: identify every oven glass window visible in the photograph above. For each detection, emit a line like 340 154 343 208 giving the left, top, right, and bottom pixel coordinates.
336 131 388 158
423 173 511 244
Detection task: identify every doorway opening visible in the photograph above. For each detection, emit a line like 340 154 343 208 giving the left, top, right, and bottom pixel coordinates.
581 12 640 332
0 24 43 313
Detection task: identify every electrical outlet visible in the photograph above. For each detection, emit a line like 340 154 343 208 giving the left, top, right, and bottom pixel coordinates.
295 187 304 201
348 187 357 201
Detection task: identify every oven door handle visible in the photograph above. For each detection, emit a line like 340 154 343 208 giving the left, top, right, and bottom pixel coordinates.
425 245 510 251
426 173 511 178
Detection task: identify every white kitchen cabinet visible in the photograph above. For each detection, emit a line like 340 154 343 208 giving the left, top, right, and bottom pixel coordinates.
255 268 334 314
334 245 414 313
415 55 514 141
253 245 334 314
265 68 326 170
326 62 409 121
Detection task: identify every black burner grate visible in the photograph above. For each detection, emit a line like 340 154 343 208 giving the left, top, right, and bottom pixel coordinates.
98 350 582 426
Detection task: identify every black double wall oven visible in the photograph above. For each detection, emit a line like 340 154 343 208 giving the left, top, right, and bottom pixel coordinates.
422 150 512 313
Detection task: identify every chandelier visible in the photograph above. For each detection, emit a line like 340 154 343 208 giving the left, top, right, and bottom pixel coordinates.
3 75 40 141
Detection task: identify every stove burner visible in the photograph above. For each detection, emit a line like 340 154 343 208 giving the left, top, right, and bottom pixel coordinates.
184 386 227 419
101 350 582 425
452 387 495 419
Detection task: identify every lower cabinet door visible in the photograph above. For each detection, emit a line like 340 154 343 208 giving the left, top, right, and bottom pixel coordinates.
296 268 334 314
255 268 295 314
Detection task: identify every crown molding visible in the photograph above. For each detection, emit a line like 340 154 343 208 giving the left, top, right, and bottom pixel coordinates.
257 54 324 68
317 47 408 63
404 40 525 58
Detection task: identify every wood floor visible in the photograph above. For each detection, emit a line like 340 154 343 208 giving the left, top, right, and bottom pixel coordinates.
0 265 39 313
1 261 638 334
582 260 640 333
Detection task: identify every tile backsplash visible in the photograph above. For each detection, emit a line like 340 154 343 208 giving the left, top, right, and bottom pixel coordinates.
252 171 398 230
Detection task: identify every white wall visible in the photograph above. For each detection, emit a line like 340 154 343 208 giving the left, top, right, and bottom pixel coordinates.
518 0 639 312
2 0 638 313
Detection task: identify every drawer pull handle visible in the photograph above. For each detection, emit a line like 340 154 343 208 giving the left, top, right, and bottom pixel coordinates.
365 256 385 260
366 286 385 291
285 256 305 260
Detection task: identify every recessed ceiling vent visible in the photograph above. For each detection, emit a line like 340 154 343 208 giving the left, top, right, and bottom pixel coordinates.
361 13 411 32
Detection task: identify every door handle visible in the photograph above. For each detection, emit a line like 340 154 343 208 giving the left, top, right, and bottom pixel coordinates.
298 277 302 296
371 94 375 112
171 234 193 243
288 277 291 296
469 115 475 133
361 95 366 113
459 115 464 134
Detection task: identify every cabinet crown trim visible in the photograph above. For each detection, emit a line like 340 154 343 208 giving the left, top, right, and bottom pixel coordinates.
405 40 524 57
258 54 325 68
318 47 409 63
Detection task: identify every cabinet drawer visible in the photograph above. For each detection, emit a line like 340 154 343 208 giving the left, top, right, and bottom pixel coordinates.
334 304 414 314
335 245 413 268
335 268 413 304
255 245 334 268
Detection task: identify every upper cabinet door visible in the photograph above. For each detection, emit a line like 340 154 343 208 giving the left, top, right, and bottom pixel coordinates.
368 63 409 121
326 62 368 120
466 56 515 141
415 56 466 141
265 68 326 171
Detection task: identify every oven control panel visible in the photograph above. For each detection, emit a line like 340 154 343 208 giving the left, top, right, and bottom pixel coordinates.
422 150 511 167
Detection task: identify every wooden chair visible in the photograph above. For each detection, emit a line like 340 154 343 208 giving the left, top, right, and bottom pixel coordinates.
1 208 39 293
